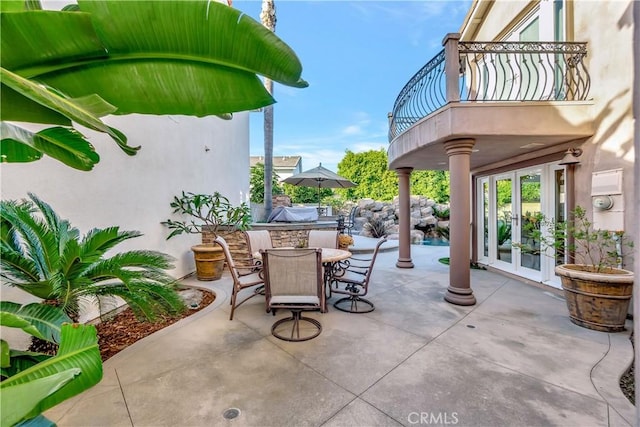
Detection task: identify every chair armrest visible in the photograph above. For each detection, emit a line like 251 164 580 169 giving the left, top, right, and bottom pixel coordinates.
345 266 368 276
235 257 262 276
346 259 370 269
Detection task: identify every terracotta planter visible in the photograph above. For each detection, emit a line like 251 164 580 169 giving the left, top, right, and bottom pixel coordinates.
555 264 634 332
191 244 225 281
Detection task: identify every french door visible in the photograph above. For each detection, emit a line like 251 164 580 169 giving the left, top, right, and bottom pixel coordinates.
477 163 565 287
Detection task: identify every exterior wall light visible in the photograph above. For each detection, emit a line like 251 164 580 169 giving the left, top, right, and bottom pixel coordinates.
558 148 583 165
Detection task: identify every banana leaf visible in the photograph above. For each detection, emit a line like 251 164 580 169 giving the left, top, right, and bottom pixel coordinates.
1 1 307 168
1 369 80 427
1 122 101 170
2 1 308 118
1 339 9 368
0 323 103 425
0 302 71 343
1 67 130 169
1 348 52 378
1 68 134 154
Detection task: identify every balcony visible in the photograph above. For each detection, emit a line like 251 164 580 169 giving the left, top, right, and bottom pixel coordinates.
387 35 594 171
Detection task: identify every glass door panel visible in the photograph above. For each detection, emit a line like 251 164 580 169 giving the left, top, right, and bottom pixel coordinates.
518 171 542 272
551 168 567 281
476 163 564 286
495 177 513 264
483 180 489 258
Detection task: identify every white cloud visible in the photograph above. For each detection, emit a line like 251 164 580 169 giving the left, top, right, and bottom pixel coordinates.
342 125 363 136
350 141 387 153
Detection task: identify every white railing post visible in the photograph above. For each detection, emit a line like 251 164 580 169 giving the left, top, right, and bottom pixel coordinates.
442 33 461 103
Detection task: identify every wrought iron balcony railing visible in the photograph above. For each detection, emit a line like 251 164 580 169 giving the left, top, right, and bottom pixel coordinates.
388 36 590 141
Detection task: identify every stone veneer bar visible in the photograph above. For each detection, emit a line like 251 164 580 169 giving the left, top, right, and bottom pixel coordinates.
201 221 339 261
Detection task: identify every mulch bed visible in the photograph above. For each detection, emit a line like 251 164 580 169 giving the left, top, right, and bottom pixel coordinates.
620 331 635 404
96 288 215 361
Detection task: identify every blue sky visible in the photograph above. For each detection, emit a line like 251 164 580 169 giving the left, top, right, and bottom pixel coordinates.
235 1 472 173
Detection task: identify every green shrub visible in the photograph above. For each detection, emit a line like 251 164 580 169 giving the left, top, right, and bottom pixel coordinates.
363 217 391 238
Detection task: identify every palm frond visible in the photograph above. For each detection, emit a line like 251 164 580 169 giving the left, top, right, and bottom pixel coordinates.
79 250 174 284
79 227 141 263
89 281 185 321
0 199 54 278
101 250 175 270
7 280 53 301
0 247 40 284
58 231 81 276
27 193 69 245
48 271 81 316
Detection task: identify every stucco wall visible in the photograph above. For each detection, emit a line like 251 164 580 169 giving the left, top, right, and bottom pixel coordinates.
466 1 529 40
467 0 635 265
1 112 251 284
571 0 635 241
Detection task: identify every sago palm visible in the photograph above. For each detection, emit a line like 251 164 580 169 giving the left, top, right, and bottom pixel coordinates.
0 193 184 321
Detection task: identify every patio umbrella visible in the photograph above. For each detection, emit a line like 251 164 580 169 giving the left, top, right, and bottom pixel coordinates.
282 163 356 209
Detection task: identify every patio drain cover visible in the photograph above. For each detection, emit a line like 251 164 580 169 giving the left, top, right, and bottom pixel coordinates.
223 408 241 420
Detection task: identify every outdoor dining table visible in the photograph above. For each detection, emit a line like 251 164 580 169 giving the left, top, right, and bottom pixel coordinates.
254 247 352 312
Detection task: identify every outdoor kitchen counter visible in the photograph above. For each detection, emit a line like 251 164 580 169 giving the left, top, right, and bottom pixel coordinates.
251 221 339 248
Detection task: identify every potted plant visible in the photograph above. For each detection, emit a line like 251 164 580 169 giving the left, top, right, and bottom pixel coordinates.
163 192 251 281
515 206 634 332
338 233 354 249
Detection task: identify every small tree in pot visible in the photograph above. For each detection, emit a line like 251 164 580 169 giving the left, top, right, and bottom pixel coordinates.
163 192 251 281
514 206 634 332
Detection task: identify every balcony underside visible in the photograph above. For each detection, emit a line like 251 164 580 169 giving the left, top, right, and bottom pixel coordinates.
388 101 594 172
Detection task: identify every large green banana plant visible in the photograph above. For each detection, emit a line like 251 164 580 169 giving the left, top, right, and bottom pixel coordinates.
1 0 307 169
1 302 103 427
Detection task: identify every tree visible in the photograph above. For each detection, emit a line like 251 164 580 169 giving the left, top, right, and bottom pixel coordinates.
260 0 277 219
1 193 185 321
411 170 450 203
336 149 451 202
337 149 398 201
496 179 513 207
1 0 307 169
283 184 332 204
250 163 283 203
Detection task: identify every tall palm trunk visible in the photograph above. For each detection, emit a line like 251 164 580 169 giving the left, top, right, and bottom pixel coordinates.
261 0 276 220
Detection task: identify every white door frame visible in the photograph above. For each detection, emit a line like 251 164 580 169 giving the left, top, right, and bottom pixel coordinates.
476 163 566 288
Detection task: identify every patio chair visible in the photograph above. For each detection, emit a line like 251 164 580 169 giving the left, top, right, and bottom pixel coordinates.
214 236 265 321
308 230 339 249
261 248 324 341
330 236 387 313
243 230 273 270
343 206 358 236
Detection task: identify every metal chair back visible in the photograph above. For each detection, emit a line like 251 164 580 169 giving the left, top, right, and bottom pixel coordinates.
261 248 324 341
215 236 264 320
331 236 388 313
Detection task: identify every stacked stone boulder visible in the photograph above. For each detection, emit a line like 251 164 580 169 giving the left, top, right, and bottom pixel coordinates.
342 196 450 244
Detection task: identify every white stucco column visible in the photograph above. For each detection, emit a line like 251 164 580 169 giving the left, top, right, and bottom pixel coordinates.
444 139 476 306
396 167 414 268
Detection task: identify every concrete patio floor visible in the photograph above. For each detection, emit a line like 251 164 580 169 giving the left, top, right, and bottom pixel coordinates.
46 239 635 426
